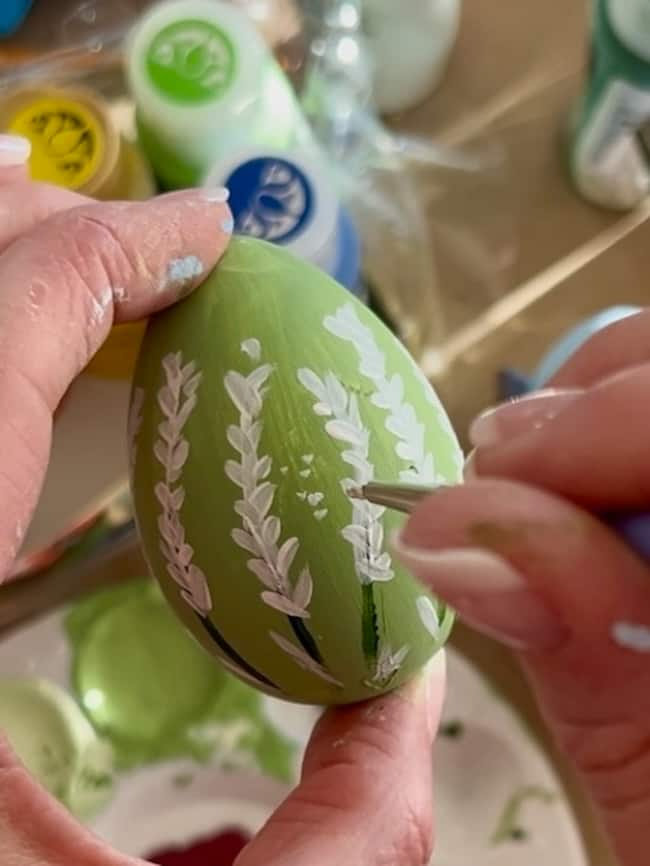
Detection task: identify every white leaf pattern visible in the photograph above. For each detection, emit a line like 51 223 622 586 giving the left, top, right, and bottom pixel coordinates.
154 352 212 618
293 567 314 609
365 643 410 689
299 366 393 586
226 342 341 687
270 631 343 687
261 591 310 618
324 303 447 485
128 386 145 475
417 596 440 640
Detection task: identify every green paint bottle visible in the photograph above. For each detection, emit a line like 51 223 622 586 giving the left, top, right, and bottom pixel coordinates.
570 0 650 210
126 0 314 190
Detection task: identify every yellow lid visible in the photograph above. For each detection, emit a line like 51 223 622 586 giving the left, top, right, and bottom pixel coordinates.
1 87 124 197
85 321 146 381
8 94 106 189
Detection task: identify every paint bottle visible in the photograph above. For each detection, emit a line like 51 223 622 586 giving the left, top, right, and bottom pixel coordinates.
362 0 461 114
570 0 650 210
0 87 155 384
0 85 153 201
0 0 33 36
126 0 314 190
205 148 367 299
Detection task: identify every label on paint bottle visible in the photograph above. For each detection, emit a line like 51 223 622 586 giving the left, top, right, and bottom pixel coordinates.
145 19 237 105
573 78 650 208
8 95 105 190
226 156 314 244
208 148 365 297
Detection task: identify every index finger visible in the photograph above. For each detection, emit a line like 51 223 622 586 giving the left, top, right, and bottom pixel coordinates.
549 308 650 389
474 362 650 510
0 188 232 578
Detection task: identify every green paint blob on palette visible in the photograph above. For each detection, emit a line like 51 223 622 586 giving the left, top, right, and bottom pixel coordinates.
145 19 236 104
65 578 295 779
130 237 464 704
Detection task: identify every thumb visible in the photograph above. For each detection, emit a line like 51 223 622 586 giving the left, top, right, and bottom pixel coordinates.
237 652 446 866
394 480 650 866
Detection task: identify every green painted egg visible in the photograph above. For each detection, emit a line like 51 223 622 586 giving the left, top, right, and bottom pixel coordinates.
129 237 463 705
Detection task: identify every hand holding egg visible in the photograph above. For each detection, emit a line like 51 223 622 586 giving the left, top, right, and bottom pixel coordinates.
0 146 446 866
130 237 463 704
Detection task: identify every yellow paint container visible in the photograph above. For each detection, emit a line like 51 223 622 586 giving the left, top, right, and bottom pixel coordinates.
0 85 156 381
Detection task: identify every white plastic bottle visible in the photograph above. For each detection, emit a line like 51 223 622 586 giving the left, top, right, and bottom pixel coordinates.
362 0 461 114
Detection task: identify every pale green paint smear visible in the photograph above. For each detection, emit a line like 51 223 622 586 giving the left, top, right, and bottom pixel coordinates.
64 578 296 781
0 676 114 819
491 785 556 845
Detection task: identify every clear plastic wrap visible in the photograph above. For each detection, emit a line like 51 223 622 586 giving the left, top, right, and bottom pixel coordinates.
0 0 517 370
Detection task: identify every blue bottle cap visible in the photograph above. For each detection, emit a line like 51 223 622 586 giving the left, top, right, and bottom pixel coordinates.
531 305 642 388
500 306 643 398
0 0 33 36
205 148 343 279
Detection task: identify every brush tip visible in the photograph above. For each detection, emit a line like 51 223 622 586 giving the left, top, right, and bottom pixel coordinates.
347 485 365 500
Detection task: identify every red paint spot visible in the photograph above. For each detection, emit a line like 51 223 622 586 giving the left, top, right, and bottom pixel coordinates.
147 828 251 866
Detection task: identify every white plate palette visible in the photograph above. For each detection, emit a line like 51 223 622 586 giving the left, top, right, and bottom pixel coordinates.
0 594 587 866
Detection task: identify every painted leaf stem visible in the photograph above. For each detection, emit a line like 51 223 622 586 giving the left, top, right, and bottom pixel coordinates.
155 351 278 692
226 344 340 686
298 367 392 672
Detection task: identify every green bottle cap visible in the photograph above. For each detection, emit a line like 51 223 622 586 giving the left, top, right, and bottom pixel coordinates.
126 0 310 188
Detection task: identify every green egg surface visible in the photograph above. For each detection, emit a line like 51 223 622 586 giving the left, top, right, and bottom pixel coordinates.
130 237 463 705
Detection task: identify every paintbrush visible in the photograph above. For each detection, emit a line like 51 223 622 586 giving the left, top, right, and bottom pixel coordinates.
350 482 650 563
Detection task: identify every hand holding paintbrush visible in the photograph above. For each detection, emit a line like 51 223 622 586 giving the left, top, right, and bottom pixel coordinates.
361 312 650 866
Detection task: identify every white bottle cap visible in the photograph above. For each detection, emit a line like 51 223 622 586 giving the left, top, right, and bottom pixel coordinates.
205 148 340 275
608 0 650 63
126 0 303 166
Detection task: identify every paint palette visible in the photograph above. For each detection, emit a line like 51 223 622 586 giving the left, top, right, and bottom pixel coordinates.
0 583 588 866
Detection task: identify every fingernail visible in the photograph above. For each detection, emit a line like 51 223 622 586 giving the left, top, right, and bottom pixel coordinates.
203 186 230 204
394 539 567 651
0 134 31 165
463 449 477 480
221 215 234 234
469 388 583 448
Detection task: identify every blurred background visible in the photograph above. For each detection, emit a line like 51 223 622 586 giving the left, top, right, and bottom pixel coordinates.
1 2 649 865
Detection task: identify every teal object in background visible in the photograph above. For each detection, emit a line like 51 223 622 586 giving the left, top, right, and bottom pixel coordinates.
569 0 650 210
499 305 642 398
0 0 34 36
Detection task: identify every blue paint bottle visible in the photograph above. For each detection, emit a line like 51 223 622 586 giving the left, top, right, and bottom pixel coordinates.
205 149 367 300
0 0 33 36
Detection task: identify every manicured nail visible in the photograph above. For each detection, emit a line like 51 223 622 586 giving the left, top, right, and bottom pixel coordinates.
0 134 31 166
469 388 582 448
221 215 234 234
393 539 567 651
203 186 230 204
463 449 477 480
